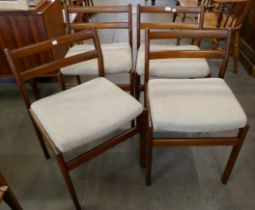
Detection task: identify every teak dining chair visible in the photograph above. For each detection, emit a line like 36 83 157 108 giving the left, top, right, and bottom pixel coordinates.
64 5 134 94
4 29 144 210
143 28 249 186
136 5 206 99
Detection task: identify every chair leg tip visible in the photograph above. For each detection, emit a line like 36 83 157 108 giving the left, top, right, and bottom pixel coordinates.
45 153 50 160
221 177 228 185
146 178 151 186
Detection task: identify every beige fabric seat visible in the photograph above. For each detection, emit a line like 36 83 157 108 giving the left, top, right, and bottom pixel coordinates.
148 78 247 132
61 42 132 75
31 78 143 152
136 44 210 78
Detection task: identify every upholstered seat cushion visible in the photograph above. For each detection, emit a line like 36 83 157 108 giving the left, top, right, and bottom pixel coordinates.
61 42 132 75
136 44 210 78
148 78 247 132
30 78 143 152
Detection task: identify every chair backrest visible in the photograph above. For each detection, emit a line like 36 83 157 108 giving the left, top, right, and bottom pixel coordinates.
199 0 215 8
215 0 252 29
137 5 205 48
64 4 132 47
144 28 232 84
4 29 103 110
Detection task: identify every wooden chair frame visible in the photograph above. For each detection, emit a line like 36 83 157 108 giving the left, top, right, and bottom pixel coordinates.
143 28 249 186
4 29 145 210
0 172 22 210
64 4 135 95
203 0 252 73
135 4 205 99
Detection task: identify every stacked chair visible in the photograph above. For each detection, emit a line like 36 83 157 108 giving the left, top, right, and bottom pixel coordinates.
4 2 250 210
63 4 134 94
136 5 207 99
4 29 144 210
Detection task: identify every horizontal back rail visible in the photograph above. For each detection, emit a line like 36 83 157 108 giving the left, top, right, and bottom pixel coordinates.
140 22 200 30
139 6 203 13
67 5 129 13
149 50 226 59
69 22 129 29
20 51 98 82
137 4 204 48
144 28 232 81
149 29 229 40
5 29 103 83
11 31 95 59
65 4 132 47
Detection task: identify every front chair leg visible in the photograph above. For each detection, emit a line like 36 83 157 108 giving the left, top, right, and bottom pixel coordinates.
221 125 249 184
146 126 153 186
139 111 146 169
56 154 81 210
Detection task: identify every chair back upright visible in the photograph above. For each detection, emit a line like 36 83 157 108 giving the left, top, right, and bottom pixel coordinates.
65 4 132 48
4 29 103 110
137 5 205 48
144 28 232 86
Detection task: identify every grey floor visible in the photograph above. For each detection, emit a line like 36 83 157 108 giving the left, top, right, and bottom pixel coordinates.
1 0 255 209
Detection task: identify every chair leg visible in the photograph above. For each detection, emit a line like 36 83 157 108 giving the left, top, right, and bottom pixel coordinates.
30 119 50 159
3 189 23 210
176 12 186 45
232 31 239 73
131 72 136 128
56 154 81 210
139 111 146 169
172 1 180 22
135 74 141 101
57 72 66 90
76 76 82 85
221 125 249 184
30 79 40 100
130 71 135 97
146 125 153 186
0 173 23 210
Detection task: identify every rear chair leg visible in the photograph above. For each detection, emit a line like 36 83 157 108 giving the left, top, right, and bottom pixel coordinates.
76 76 82 85
135 74 141 101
